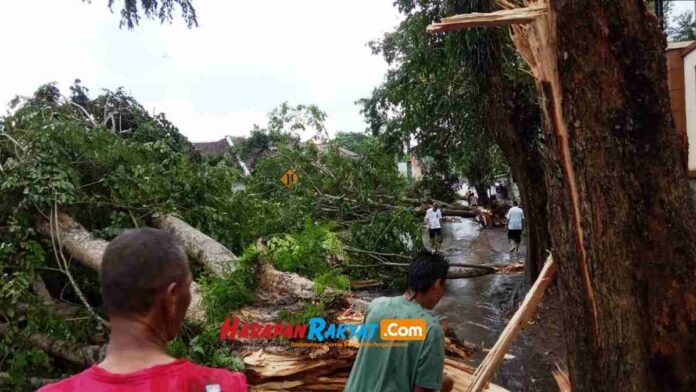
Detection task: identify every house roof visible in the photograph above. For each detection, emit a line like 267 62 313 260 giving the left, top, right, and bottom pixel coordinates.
667 40 696 57
193 139 229 155
314 143 361 159
193 136 247 155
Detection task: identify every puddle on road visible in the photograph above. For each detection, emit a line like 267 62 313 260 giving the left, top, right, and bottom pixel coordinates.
423 219 557 391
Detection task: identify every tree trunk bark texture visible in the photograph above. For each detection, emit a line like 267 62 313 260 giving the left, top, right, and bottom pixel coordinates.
153 214 238 275
540 1 696 390
0 324 100 367
37 213 108 271
38 213 206 323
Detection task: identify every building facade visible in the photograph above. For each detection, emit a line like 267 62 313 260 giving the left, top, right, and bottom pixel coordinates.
666 41 696 199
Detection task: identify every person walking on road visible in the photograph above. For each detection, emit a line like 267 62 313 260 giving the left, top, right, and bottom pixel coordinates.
506 201 524 253
425 201 443 252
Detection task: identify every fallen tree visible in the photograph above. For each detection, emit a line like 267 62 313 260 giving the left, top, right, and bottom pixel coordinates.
153 214 238 275
37 212 207 323
242 310 508 392
28 213 504 391
0 82 504 387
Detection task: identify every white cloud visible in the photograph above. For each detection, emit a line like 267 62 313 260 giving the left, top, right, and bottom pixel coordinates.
0 0 402 141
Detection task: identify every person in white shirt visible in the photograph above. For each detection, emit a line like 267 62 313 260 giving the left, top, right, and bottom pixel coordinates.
425 201 443 252
506 201 524 253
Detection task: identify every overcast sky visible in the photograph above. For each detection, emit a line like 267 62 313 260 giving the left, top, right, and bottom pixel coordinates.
1 2 694 142
672 1 696 15
0 0 402 142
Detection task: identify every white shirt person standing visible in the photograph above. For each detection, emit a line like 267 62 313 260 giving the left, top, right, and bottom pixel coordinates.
425 202 443 252
506 201 524 253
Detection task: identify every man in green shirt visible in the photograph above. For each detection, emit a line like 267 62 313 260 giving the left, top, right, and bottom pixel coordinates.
344 250 454 392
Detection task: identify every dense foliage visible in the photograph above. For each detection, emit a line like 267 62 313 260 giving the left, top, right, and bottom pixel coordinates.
0 83 422 389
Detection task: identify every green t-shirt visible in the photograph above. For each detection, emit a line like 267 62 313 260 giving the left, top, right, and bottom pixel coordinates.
344 296 445 392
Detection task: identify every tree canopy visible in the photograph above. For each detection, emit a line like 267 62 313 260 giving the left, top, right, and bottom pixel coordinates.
361 0 513 201
668 11 696 42
89 0 198 29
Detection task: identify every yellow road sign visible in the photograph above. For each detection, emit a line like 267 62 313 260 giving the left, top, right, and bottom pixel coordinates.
280 168 299 190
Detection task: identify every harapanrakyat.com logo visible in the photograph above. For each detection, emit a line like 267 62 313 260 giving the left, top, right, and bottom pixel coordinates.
219 316 426 345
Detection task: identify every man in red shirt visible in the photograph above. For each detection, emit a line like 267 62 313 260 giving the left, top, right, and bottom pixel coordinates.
39 228 246 392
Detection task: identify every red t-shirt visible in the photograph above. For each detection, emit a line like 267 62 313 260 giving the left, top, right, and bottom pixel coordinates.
37 359 247 392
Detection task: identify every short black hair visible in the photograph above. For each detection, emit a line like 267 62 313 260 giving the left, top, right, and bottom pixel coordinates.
101 228 190 316
407 249 450 294
513 200 519 206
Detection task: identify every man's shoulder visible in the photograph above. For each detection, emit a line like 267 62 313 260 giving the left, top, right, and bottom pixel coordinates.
368 296 392 309
37 362 246 392
426 318 444 338
368 296 405 315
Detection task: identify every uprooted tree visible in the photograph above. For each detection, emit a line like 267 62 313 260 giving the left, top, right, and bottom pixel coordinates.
430 0 696 390
0 82 498 390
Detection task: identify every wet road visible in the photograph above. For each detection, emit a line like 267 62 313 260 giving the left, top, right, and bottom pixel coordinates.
426 218 557 391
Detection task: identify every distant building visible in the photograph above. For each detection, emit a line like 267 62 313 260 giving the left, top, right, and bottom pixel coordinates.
397 155 423 181
666 41 696 197
194 136 246 155
193 136 250 176
314 143 361 159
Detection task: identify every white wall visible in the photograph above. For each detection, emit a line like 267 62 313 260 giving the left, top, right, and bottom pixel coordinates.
686 50 696 171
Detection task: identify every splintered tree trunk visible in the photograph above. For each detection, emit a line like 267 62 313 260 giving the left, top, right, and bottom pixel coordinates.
541 1 696 390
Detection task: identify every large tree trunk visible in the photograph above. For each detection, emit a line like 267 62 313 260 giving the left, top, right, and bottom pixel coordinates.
473 183 491 205
539 1 696 390
431 2 695 389
38 213 207 323
153 214 238 275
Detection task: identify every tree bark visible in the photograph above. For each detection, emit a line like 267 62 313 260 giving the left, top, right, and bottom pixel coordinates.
446 268 496 279
152 214 238 275
0 324 100 367
473 183 491 206
37 213 108 271
37 213 206 323
538 1 696 390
